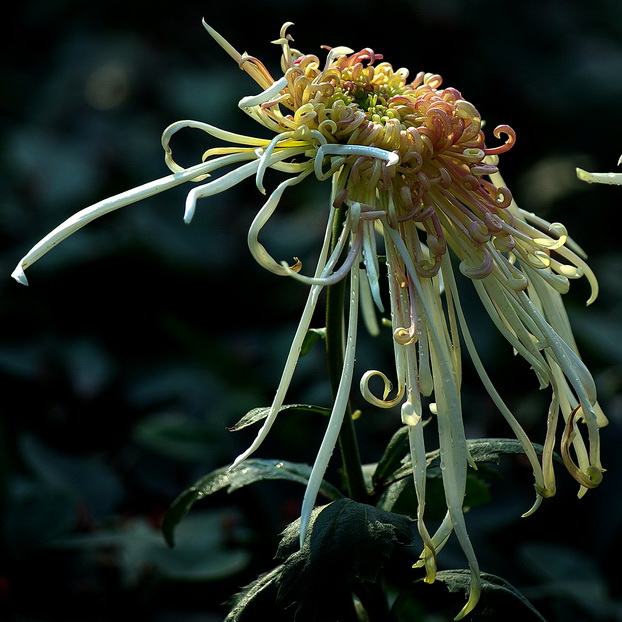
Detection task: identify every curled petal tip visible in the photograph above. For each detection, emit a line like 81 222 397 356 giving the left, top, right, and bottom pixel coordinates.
11 264 29 286
520 493 544 518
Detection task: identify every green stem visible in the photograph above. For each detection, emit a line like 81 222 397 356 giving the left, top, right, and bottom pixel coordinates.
325 206 368 503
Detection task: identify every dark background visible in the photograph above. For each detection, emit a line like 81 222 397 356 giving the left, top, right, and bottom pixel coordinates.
1 1 622 620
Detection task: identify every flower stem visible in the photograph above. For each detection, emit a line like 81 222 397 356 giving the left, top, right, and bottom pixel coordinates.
325 206 368 502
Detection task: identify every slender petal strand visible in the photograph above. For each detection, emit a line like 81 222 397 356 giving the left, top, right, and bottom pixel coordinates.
577 168 622 185
12 22 608 619
12 160 219 284
300 264 360 544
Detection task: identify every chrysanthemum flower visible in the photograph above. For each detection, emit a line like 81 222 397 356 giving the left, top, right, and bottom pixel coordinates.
12 22 607 619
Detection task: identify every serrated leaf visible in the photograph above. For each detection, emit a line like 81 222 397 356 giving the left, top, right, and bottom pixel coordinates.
228 404 331 432
437 570 548 621
163 459 343 546
467 438 548 465
376 439 538 515
391 570 548 621
376 467 493 518
225 566 283 621
275 499 415 621
387 438 548 484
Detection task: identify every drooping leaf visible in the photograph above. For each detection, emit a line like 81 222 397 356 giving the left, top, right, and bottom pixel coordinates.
391 570 548 621
437 570 546 620
163 459 343 546
227 404 331 432
375 438 542 514
380 438 548 485
224 566 284 622
274 499 415 621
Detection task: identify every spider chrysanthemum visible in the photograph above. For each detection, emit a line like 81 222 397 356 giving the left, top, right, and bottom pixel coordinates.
12 22 607 619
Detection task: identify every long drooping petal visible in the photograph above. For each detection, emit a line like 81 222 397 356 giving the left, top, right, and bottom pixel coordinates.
230 207 337 468
382 220 481 619
12 158 231 285
299 263 360 543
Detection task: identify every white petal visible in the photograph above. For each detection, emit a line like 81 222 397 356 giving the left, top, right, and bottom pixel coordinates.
576 168 622 185
12 160 218 285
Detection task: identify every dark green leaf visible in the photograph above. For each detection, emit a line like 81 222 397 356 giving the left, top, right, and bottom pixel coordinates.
163 459 343 546
372 426 410 488
467 438 548 465
225 566 284 622
275 499 415 621
375 477 412 513
376 439 533 515
228 404 332 432
438 570 548 621
391 570 548 621
300 327 326 356
387 438 548 483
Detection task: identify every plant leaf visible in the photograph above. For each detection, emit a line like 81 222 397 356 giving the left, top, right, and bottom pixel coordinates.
275 498 415 621
228 403 331 432
386 438 548 484
163 459 343 546
225 566 283 621
391 570 548 621
438 570 548 621
372 425 410 488
375 438 544 514
300 327 326 356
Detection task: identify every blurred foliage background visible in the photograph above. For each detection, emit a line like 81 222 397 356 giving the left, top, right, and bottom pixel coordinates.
1 0 622 620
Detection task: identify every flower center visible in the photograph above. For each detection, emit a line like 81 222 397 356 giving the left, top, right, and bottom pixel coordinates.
339 79 402 122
